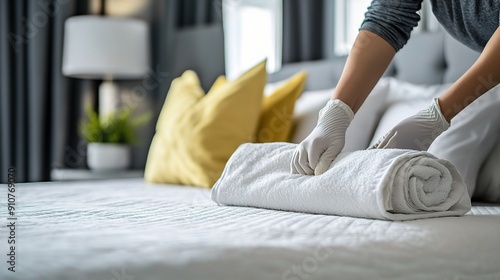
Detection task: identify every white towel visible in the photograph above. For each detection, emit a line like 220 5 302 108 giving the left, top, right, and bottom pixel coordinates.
211 143 471 220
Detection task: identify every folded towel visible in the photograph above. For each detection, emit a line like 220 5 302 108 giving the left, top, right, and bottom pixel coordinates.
211 143 471 220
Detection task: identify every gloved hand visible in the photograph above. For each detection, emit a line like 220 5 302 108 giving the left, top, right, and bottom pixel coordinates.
291 99 354 175
369 98 450 151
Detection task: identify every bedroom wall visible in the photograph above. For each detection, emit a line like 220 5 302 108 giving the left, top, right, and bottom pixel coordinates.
104 0 225 169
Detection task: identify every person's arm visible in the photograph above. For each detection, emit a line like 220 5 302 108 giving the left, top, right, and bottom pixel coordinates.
291 0 422 175
331 30 395 113
439 27 500 122
370 27 500 151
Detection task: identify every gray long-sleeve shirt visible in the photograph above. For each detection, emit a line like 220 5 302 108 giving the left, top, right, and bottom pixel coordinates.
360 0 500 52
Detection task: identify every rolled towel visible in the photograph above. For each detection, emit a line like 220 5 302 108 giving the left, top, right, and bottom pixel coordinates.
211 143 471 220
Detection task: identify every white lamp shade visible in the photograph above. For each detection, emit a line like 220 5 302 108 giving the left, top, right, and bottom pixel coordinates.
62 16 149 80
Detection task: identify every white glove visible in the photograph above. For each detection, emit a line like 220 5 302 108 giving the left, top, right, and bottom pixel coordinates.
291 99 354 175
369 98 450 150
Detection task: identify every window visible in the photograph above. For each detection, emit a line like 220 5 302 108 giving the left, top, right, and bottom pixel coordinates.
334 0 372 56
334 0 437 56
222 0 282 80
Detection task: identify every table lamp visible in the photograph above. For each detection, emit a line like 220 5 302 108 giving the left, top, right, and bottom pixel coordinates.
62 15 149 119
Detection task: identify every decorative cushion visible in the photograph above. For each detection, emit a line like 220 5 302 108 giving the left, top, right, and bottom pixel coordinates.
257 72 307 142
145 61 267 188
213 72 307 142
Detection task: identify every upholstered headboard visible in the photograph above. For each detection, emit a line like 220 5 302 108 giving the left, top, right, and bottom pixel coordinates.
269 32 480 90
171 24 225 91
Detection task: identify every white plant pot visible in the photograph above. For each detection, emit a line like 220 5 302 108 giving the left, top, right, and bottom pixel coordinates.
87 143 131 171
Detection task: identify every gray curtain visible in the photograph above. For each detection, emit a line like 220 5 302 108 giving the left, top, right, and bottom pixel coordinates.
283 0 335 63
0 0 97 183
177 0 222 27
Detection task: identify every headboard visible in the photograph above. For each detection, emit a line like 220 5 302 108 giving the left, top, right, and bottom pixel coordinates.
171 24 225 91
269 32 480 90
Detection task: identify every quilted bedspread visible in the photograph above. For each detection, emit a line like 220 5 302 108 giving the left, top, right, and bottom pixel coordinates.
1 179 499 280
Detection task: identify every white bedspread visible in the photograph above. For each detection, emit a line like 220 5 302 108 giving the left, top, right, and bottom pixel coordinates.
1 179 500 280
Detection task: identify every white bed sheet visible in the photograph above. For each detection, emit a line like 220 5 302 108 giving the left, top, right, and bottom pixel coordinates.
1 179 500 280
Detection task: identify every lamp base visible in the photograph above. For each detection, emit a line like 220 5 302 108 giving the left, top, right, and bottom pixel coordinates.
99 81 120 120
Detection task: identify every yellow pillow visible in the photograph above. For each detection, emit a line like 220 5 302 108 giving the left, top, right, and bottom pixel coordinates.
145 61 266 188
209 72 308 142
257 72 307 142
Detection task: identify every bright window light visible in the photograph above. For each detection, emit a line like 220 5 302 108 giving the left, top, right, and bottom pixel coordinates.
223 0 282 80
334 0 435 55
334 0 372 56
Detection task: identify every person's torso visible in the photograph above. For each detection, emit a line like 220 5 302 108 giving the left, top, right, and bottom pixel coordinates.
431 0 499 52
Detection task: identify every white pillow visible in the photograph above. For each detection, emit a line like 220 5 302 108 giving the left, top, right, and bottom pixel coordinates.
344 78 390 151
369 100 430 147
369 79 451 146
475 138 500 202
428 84 500 197
291 89 332 143
291 78 390 151
384 77 451 103
372 79 500 197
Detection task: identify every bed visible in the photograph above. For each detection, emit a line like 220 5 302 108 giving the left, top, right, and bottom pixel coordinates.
2 32 500 280
1 179 500 280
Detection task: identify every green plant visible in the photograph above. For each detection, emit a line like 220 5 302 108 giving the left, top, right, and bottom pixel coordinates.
80 105 152 144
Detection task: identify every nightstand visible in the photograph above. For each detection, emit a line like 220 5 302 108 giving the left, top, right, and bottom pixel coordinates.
51 169 144 181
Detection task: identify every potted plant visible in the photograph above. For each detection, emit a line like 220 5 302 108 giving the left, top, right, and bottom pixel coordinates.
80 105 151 171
